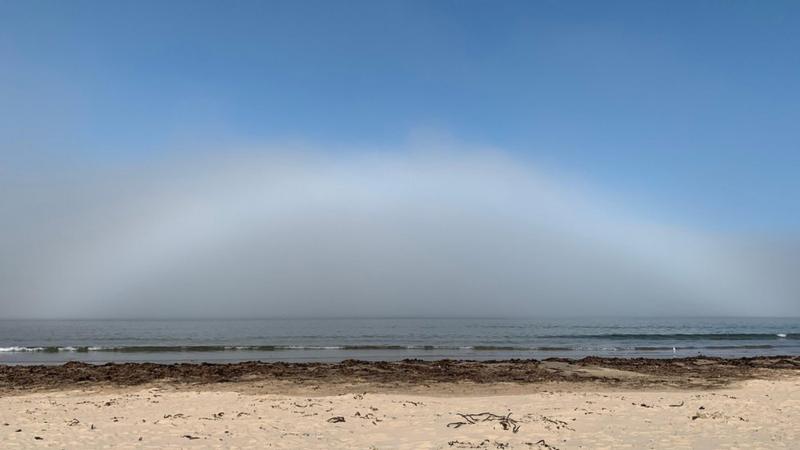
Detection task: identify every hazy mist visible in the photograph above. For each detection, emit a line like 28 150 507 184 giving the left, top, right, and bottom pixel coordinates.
1 147 798 318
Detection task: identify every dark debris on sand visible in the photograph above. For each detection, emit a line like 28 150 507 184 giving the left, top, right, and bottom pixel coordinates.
0 356 797 390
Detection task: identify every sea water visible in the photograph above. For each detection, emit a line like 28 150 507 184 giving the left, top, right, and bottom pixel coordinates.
0 317 797 364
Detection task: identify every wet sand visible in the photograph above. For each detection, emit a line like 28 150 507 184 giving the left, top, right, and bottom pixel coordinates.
1 357 798 448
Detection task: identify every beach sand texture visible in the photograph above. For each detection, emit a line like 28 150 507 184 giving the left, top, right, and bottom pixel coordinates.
0 358 798 449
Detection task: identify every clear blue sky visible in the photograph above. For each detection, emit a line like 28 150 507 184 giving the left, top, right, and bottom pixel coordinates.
2 0 798 231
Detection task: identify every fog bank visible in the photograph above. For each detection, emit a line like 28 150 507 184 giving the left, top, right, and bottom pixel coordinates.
1 148 797 318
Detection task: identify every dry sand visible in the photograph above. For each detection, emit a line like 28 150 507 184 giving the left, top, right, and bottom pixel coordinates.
0 358 798 449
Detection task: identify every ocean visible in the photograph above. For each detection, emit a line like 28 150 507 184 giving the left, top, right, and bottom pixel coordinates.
0 317 798 364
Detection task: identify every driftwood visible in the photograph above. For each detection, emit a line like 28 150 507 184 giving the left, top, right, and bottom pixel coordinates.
447 412 520 433
532 439 559 449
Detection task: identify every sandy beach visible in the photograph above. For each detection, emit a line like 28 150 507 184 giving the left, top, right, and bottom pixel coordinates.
0 357 798 448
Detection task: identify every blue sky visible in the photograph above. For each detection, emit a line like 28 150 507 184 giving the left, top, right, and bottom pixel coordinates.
2 0 799 231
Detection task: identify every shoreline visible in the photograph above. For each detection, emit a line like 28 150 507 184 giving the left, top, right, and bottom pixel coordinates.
2 356 798 394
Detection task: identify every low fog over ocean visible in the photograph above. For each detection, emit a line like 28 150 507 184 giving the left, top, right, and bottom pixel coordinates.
2 147 798 319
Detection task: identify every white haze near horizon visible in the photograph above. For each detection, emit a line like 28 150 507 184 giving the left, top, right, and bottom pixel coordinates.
1 147 798 319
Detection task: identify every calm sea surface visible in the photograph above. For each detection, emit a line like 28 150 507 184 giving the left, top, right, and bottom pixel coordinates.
0 318 798 364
